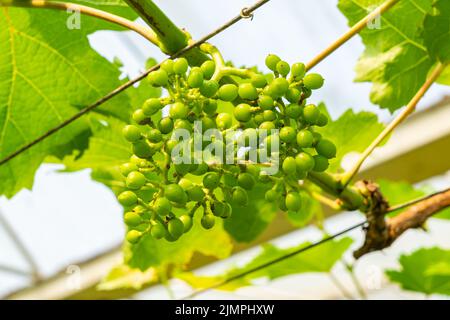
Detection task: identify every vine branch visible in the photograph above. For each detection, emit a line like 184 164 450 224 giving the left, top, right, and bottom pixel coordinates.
0 0 160 45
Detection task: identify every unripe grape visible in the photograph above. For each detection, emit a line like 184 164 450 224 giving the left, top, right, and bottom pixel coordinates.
148 129 162 143
265 54 281 71
265 189 279 202
173 58 188 74
285 88 301 103
168 218 184 239
296 129 314 148
303 104 320 124
187 68 204 88
132 140 155 158
165 139 178 154
253 114 264 125
201 214 215 229
200 80 219 98
212 201 226 217
221 203 232 219
216 113 233 129
218 84 238 102
237 172 256 190
154 197 172 216
132 109 149 125
313 155 329 172
276 61 290 76
158 117 174 134
187 185 205 202
203 99 218 115
282 156 297 174
142 98 162 116
312 132 322 146
126 230 142 244
315 139 336 159
192 162 209 176
203 172 220 190
232 187 248 206
264 134 279 150
251 74 267 88
201 60 216 79
270 78 289 96
201 117 216 131
122 125 141 142
303 73 324 89
258 95 274 110
263 110 277 122
126 171 146 190
280 126 296 143
118 191 138 207
120 162 138 176
291 63 306 78
178 178 193 191
174 119 192 132
234 104 252 122
148 69 168 87
180 215 193 232
238 83 258 100
295 152 315 172
124 212 141 227
316 113 329 127
285 103 302 119
161 59 174 74
165 184 187 204
259 121 276 131
169 102 189 119
151 222 167 239
285 192 302 211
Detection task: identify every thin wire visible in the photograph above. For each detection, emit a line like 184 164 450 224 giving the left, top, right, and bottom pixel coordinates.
386 187 450 213
0 0 271 167
0 264 30 278
181 220 366 300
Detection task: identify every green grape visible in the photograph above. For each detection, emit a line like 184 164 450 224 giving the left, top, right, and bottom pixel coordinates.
142 98 162 116
165 184 188 204
126 230 142 244
285 88 301 103
270 78 289 96
175 163 191 176
203 99 218 115
161 59 174 74
264 134 279 150
280 126 296 143
201 60 216 79
148 129 162 143
221 203 232 219
126 171 146 190
253 114 264 125
295 152 315 172
212 201 226 217
278 197 288 211
187 68 204 88
200 80 219 98
201 214 215 229
165 140 178 154
124 212 141 227
154 197 172 216
179 215 193 232
285 192 302 211
203 172 220 190
173 58 188 74
238 83 258 100
258 95 274 110
259 121 276 131
178 178 193 190
232 187 248 206
169 102 189 119
174 119 192 131
158 117 174 134
313 155 329 172
265 189 279 202
302 104 320 124
296 129 314 148
251 74 267 88
132 140 155 158
119 162 138 176
118 191 138 206
316 113 328 127
192 162 209 176
282 156 297 174
151 222 167 239
315 139 336 159
263 110 277 122
201 117 216 131
187 185 205 202
303 73 324 89
237 172 256 190
276 61 290 76
218 84 238 101
216 113 233 129
312 132 322 146
223 173 238 187
148 69 168 87
234 104 252 122
122 125 141 142
265 54 281 71
164 233 178 242
168 218 184 239
132 109 149 125
285 103 302 119
291 63 306 79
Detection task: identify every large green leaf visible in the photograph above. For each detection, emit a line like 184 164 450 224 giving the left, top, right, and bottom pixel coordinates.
178 237 353 291
386 247 450 296
423 0 450 64
338 0 434 112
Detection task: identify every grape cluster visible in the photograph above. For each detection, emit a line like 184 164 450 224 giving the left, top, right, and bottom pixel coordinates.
118 45 336 244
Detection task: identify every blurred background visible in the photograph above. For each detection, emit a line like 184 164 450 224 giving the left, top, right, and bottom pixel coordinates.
0 0 449 299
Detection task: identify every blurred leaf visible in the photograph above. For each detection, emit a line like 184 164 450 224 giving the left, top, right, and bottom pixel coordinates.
423 0 450 64
98 264 158 291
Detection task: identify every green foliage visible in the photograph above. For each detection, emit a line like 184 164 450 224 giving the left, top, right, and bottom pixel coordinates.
386 247 450 295
97 264 157 291
423 0 450 64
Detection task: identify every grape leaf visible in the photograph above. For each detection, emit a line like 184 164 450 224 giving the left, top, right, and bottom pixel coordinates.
338 0 434 112
178 237 353 291
386 247 450 295
97 264 158 291
0 7 135 197
423 0 450 64
316 105 385 172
